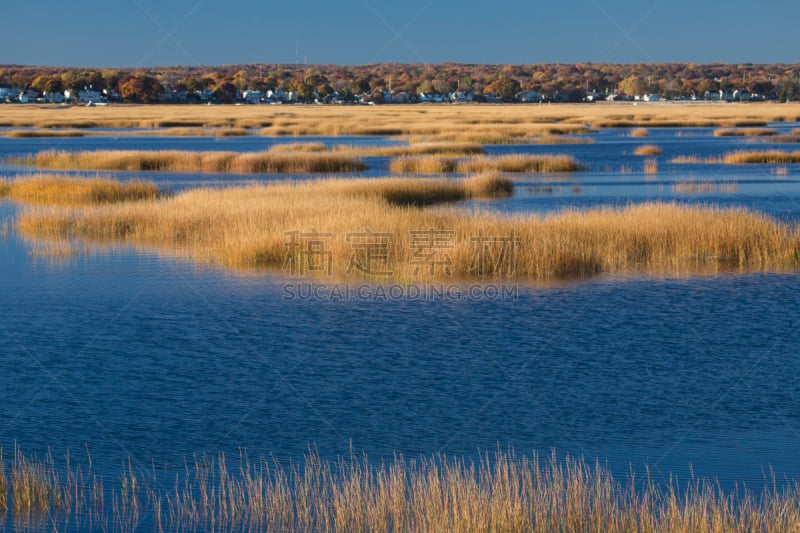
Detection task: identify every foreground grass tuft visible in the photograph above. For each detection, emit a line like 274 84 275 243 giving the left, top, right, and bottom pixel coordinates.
6 448 800 532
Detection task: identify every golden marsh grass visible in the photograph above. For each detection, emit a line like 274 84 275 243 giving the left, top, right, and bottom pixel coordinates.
3 103 797 141
1 129 87 138
25 149 367 174
643 159 659 174
527 135 596 145
722 150 800 164
714 127 778 137
633 145 663 156
343 142 485 157
629 127 650 137
389 154 585 174
1 175 160 206
389 156 458 174
16 176 800 282
268 142 485 157
0 127 251 138
670 155 719 164
5 448 800 532
673 181 718 194
267 142 329 153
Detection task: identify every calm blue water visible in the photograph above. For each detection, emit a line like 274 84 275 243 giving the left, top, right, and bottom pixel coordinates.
2 127 800 513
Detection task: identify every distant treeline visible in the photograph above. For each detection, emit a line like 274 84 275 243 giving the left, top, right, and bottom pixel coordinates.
2 63 800 103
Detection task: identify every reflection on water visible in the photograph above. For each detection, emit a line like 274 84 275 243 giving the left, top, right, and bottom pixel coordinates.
2 126 800 500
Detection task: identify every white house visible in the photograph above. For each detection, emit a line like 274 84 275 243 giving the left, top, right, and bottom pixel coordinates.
450 90 474 102
242 90 263 104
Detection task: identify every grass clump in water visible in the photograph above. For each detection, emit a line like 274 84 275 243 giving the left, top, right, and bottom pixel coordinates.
458 154 585 174
633 145 663 156
1 175 159 206
464 173 515 198
629 127 650 137
268 142 329 153
714 127 778 137
16 176 800 282
722 150 800 164
388 155 458 174
2 129 87 138
23 149 367 174
390 154 584 175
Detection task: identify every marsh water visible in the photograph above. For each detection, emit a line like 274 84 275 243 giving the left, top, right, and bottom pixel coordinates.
2 124 800 517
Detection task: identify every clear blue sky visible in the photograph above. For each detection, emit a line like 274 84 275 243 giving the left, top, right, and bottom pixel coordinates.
1 0 798 67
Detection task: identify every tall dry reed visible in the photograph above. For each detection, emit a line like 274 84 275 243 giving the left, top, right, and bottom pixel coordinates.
4 448 800 532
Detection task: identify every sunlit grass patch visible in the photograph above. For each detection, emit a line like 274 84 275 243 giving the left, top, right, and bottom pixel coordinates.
1 175 159 206
388 154 584 175
723 150 800 164
463 173 515 198
267 142 329 153
22 149 367 174
633 145 663 156
1 129 87 138
670 155 721 164
388 156 458 174
457 154 586 174
527 135 596 145
714 127 778 137
339 142 485 157
16 176 800 282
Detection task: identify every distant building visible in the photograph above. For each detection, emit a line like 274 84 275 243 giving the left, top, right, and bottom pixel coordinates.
450 90 474 102
391 91 411 103
77 89 105 103
44 91 65 103
242 90 263 104
516 90 543 103
733 90 751 102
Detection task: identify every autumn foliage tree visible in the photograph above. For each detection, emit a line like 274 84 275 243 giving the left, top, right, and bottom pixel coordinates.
212 81 238 103
487 77 521 102
119 75 162 102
